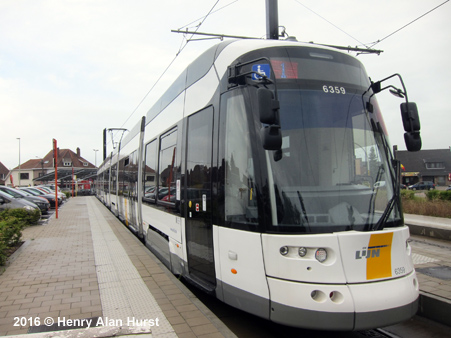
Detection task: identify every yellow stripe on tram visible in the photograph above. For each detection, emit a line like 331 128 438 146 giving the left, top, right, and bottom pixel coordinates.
366 232 393 280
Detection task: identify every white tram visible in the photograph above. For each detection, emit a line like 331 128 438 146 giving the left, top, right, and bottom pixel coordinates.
96 38 422 330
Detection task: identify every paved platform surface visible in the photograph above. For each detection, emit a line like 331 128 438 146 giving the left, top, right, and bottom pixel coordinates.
0 197 234 338
0 197 449 337
403 213 451 328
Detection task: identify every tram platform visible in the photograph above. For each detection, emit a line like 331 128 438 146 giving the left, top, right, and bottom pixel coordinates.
0 197 449 337
403 213 451 328
0 197 235 338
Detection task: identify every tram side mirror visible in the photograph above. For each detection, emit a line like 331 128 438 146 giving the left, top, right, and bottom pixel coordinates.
401 102 421 152
401 102 420 132
404 132 422 152
261 125 282 150
258 88 279 124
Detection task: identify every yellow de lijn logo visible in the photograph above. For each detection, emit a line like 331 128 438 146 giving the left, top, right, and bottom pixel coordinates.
355 232 394 280
366 232 393 280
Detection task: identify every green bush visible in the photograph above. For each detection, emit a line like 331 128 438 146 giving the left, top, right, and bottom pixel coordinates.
0 219 23 247
0 208 40 266
426 190 439 201
0 217 24 266
2 208 41 225
401 189 416 200
427 190 451 202
0 241 7 266
439 191 451 201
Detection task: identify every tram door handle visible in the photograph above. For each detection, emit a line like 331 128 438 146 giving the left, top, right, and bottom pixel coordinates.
228 251 238 260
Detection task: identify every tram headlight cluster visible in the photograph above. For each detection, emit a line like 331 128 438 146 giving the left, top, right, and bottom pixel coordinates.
279 246 328 263
298 247 307 257
279 246 289 256
315 248 327 262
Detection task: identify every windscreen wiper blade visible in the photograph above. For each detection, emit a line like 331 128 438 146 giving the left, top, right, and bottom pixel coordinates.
372 195 397 231
297 190 310 226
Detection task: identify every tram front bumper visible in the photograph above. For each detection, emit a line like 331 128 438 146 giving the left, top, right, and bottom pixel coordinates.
267 271 419 331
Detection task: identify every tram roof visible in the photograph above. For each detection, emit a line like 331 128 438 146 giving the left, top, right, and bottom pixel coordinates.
144 39 352 127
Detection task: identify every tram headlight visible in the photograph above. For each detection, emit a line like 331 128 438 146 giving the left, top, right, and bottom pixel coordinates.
315 248 327 262
279 246 289 256
298 247 307 257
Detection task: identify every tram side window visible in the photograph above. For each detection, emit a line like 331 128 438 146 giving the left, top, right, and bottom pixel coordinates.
143 140 158 203
122 151 138 199
158 128 178 206
104 170 109 193
118 159 126 196
110 164 117 194
223 93 258 224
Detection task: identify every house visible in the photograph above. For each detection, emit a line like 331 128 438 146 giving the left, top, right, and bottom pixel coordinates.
395 148 451 187
5 147 97 188
0 162 9 186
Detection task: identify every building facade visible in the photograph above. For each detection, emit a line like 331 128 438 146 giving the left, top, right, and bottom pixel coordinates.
0 162 9 186
4 147 96 188
395 148 451 187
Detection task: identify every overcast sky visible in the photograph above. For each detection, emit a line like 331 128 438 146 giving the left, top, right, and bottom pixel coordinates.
1 0 450 170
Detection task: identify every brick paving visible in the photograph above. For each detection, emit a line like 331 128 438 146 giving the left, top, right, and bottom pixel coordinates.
0 199 101 336
411 236 451 300
0 197 233 337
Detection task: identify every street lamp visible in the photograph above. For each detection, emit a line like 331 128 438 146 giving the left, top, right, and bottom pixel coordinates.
16 138 21 187
93 149 99 167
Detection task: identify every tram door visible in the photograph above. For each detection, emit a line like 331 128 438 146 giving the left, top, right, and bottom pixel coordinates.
185 107 216 287
127 152 138 230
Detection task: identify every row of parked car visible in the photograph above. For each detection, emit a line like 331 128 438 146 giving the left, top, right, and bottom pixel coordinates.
0 185 67 215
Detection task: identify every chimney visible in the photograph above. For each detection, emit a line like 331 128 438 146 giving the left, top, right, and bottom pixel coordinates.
77 147 80 157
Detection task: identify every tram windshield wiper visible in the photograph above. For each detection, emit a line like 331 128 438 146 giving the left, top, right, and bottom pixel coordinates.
297 190 309 226
372 194 397 231
372 160 401 231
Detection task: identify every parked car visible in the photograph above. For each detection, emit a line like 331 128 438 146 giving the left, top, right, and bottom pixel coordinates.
446 185 451 191
400 184 407 189
35 186 66 202
408 181 435 191
0 190 40 213
19 188 61 208
0 186 50 214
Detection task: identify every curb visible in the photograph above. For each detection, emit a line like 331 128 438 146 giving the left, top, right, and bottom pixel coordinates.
418 292 451 327
407 224 451 242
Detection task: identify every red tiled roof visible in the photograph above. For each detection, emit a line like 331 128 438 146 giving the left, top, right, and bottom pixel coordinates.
12 148 96 170
0 161 8 174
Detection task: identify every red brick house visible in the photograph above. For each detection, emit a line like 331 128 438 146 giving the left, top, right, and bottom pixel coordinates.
0 162 9 186
5 147 96 188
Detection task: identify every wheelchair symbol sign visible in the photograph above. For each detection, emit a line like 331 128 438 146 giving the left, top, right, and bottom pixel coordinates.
252 64 271 80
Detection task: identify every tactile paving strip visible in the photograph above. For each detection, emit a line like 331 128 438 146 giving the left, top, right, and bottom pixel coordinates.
412 253 440 265
87 198 176 337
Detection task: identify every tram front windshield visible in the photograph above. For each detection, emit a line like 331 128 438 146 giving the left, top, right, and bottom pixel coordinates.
223 47 402 233
266 87 400 233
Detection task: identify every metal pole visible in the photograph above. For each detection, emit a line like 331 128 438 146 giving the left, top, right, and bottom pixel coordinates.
266 0 279 40
93 149 99 167
16 138 21 186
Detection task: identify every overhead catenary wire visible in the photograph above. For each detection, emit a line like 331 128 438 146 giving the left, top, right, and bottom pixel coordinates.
369 0 449 48
294 0 370 48
178 0 239 31
117 0 222 133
